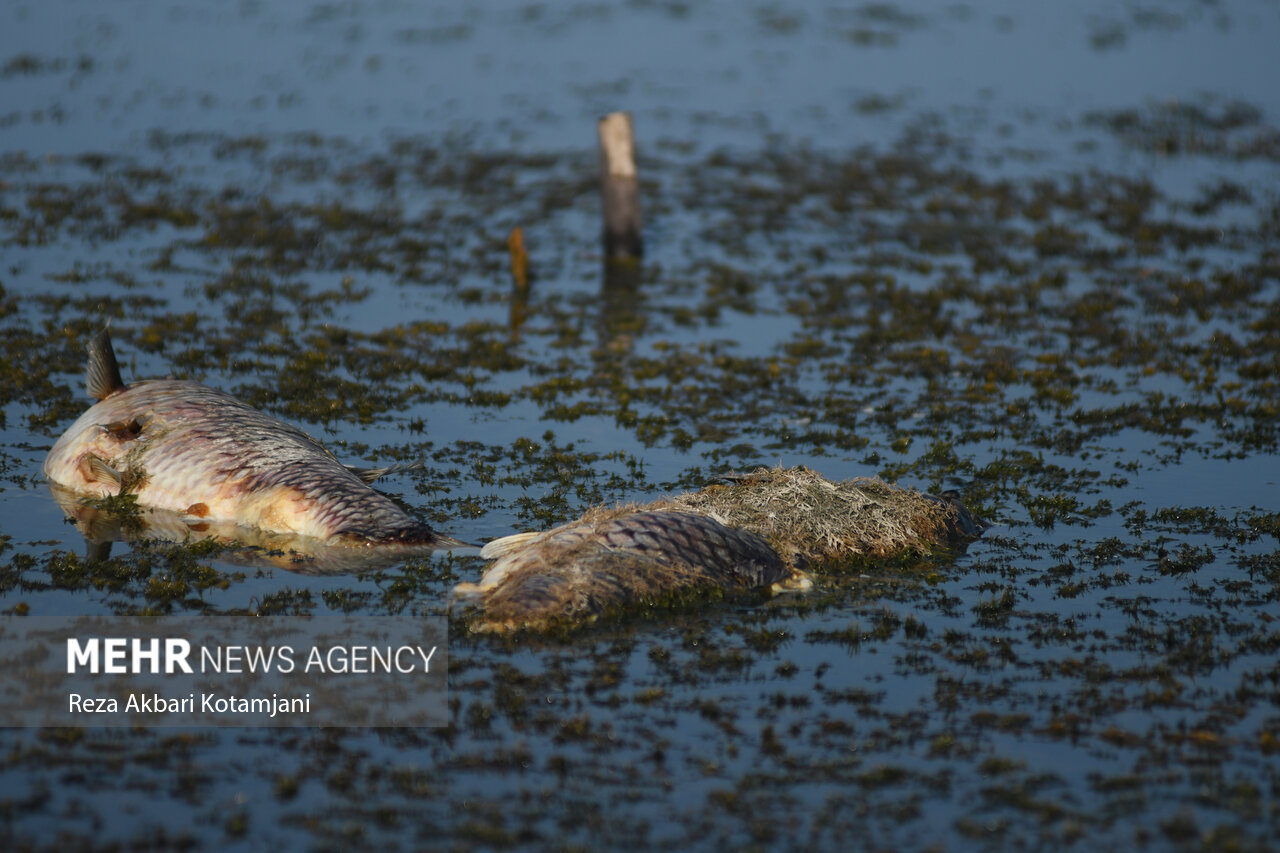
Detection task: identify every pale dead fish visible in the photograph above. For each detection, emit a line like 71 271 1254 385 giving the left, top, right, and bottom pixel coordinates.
456 466 986 633
455 509 811 633
44 330 466 550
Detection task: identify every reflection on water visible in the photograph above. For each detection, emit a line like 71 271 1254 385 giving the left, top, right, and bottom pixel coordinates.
599 260 644 347
49 483 475 575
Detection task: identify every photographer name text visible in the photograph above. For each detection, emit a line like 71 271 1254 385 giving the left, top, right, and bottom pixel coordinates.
69 691 310 717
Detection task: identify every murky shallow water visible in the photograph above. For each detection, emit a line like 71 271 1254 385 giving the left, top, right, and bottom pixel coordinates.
3 1 1280 849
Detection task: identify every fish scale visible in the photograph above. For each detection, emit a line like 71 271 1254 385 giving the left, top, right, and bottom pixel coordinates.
596 511 782 582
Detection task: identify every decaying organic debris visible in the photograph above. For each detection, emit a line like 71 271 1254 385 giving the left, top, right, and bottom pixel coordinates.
659 466 988 567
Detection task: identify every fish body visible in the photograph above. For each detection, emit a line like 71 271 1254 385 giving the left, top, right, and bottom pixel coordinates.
457 466 987 633
44 331 462 549
456 509 807 633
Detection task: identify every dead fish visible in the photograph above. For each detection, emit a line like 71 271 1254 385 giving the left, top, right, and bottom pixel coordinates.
455 509 811 633
456 466 986 633
43 329 466 549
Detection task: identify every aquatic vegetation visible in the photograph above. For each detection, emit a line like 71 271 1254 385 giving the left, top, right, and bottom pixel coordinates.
1 16 1279 844
2 539 241 611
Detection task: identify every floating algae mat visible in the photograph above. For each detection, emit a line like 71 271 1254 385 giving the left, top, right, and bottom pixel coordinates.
459 467 985 632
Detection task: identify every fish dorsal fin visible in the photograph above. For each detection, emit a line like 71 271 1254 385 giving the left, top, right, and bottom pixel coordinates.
86 329 126 400
84 454 123 492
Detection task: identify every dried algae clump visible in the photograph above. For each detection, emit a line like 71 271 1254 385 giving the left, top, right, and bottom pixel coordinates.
457 510 805 634
458 467 985 633
654 466 987 568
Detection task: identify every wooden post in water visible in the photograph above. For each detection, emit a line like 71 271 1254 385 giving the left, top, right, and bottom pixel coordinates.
598 112 643 261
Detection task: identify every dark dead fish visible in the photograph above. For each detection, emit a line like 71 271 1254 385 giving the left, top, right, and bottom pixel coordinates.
456 466 986 633
455 509 811 633
43 329 466 549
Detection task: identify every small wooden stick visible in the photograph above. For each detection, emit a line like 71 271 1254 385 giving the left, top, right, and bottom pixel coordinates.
598 112 643 260
507 226 530 341
507 226 529 291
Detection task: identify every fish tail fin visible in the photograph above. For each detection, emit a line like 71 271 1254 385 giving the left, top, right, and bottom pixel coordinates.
479 530 544 560
86 328 126 400
345 458 426 485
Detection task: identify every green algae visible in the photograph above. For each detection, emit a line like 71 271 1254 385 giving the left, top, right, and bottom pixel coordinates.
2 538 241 610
